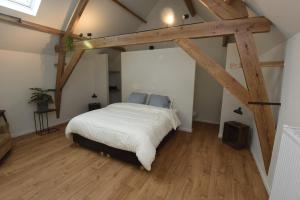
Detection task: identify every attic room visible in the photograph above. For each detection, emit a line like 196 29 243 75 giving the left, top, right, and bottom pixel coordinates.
0 0 299 199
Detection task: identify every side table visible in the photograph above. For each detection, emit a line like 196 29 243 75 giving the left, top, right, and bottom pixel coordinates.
34 109 57 135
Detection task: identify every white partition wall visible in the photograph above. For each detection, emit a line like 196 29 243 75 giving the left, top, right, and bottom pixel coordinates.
121 48 196 132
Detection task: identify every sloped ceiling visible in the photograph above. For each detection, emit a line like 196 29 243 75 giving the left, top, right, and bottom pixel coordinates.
244 0 300 38
0 0 158 54
0 0 298 55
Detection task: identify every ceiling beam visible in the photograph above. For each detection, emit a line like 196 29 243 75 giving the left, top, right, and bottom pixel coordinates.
184 0 196 17
71 17 270 50
111 0 147 24
0 12 81 39
198 0 248 20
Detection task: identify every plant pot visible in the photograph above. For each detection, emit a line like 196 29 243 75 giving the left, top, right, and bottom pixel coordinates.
37 102 49 112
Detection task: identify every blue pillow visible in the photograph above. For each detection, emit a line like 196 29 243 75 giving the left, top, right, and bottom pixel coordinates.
148 94 171 108
128 92 148 104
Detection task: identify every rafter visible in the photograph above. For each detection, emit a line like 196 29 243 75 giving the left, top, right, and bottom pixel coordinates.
184 0 196 17
111 0 147 23
198 0 248 20
0 12 81 38
72 17 270 50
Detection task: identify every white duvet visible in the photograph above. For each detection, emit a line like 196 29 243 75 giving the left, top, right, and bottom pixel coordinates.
65 103 181 171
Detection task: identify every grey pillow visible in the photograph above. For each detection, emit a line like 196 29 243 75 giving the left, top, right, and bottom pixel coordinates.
148 94 171 108
128 92 148 104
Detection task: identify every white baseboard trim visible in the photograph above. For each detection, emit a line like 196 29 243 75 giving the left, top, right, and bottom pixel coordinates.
193 119 220 125
250 150 271 194
179 127 193 133
12 120 70 138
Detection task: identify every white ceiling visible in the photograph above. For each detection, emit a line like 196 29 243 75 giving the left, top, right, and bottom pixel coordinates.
0 0 158 54
244 0 300 38
0 0 298 54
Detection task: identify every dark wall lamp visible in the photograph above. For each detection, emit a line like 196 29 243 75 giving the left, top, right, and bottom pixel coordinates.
233 107 243 115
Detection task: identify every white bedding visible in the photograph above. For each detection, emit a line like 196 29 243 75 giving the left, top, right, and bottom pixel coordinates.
65 103 181 171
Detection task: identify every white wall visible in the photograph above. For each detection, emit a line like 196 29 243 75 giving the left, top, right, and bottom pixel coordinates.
121 48 196 132
219 43 285 192
0 50 108 137
127 0 227 124
268 32 300 190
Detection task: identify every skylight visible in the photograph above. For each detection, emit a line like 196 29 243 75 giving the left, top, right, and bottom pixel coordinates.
0 0 41 16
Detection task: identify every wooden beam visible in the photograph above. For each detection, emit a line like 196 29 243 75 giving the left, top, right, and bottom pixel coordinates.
176 38 250 107
64 0 89 36
111 0 147 24
72 17 271 50
55 45 126 53
230 61 284 69
55 0 89 118
184 0 197 17
198 0 248 20
235 30 276 173
0 12 81 39
55 37 66 118
60 50 85 89
224 0 233 4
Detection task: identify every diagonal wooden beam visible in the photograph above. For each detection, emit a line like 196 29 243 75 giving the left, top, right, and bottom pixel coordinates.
235 30 276 173
198 0 248 20
60 50 85 89
176 38 250 107
72 17 271 50
111 0 147 23
184 0 196 17
55 0 89 118
64 0 89 36
0 12 82 39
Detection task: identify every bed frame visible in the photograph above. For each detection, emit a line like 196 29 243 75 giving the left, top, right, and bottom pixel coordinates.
72 129 176 167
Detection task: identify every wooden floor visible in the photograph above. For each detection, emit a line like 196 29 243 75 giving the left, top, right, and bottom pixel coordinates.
0 122 268 200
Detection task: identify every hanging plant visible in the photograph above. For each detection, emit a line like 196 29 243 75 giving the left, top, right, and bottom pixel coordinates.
65 35 74 52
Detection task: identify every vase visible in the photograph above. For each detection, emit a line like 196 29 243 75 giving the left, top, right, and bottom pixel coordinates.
37 102 48 112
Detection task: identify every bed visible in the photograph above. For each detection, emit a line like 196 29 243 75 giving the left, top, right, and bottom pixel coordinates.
65 103 181 171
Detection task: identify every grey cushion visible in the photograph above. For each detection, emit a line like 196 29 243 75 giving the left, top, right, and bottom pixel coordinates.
148 94 171 108
128 92 148 104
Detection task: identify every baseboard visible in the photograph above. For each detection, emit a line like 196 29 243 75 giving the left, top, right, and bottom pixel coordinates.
179 127 192 133
250 149 271 194
193 119 220 125
12 120 69 139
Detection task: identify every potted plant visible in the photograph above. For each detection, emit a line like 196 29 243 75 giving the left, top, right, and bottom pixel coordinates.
29 88 55 112
65 35 74 52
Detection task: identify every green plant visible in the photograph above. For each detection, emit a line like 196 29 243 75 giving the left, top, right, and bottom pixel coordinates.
28 88 55 104
65 35 74 52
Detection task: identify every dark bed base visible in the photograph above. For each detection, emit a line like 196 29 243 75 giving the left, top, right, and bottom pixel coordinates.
72 130 176 167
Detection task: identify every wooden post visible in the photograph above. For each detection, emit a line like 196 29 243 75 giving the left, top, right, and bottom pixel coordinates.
55 0 89 118
235 30 276 173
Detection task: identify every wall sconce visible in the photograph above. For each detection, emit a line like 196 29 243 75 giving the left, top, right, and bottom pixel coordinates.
233 107 243 115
